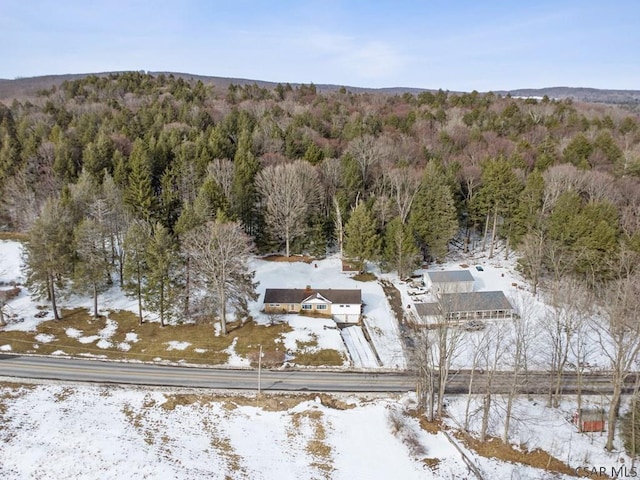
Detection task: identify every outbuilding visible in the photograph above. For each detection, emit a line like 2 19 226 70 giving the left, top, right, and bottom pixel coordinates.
573 409 606 433
424 270 475 295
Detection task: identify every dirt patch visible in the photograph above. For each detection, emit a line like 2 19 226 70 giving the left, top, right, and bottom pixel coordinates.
380 279 406 324
412 412 445 434
456 433 584 478
261 254 314 263
318 394 356 410
423 458 441 471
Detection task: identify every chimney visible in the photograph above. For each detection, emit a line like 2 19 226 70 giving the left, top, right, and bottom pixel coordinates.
305 285 312 292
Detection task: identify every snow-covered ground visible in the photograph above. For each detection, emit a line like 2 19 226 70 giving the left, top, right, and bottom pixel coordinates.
249 255 406 369
0 241 404 369
341 326 379 368
0 383 620 480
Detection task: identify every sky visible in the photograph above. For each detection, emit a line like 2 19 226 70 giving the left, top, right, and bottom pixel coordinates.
1 0 638 92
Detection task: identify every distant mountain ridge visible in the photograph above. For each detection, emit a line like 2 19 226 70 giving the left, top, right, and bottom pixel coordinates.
1 72 639 106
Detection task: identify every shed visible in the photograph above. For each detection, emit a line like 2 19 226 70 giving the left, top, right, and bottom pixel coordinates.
424 270 475 295
573 409 606 433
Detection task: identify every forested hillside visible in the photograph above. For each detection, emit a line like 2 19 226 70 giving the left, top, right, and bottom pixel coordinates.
0 71 639 325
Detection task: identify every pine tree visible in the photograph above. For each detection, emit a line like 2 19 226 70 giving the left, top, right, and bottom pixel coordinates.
123 221 151 324
409 164 459 262
476 157 523 258
511 169 545 246
124 139 157 221
344 202 380 270
144 222 178 327
383 217 420 279
24 197 75 320
73 218 110 318
231 127 259 233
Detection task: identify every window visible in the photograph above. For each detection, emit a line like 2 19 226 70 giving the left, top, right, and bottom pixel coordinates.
339 305 345 308
302 304 312 310
316 304 327 310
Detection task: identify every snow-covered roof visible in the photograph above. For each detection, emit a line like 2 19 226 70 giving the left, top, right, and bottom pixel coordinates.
263 288 361 305
425 270 474 284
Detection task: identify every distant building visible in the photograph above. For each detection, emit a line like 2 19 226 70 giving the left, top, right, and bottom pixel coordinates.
424 270 475 295
413 291 515 326
263 287 362 324
573 409 606 433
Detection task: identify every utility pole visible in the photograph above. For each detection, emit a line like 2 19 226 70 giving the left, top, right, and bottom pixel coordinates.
258 344 262 397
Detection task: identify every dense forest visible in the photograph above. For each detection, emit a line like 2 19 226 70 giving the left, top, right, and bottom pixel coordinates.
0 71 639 326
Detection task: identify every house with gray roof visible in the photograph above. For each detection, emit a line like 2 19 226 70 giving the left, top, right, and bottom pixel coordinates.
424 270 475 295
263 287 362 323
414 291 515 326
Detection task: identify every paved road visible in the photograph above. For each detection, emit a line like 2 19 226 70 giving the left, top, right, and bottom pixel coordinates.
0 355 415 392
0 354 636 394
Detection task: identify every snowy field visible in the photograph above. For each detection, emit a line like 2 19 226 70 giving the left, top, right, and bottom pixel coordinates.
0 383 625 480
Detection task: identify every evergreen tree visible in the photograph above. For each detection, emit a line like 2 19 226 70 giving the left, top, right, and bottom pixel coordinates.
73 218 110 318
511 169 545 245
144 222 178 326
344 202 380 270
124 139 157 221
23 197 75 320
476 157 522 258
409 163 459 262
123 221 151 324
383 217 420 279
231 127 260 233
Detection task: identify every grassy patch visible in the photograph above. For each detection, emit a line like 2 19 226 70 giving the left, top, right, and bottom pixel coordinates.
231 319 291 356
0 307 345 367
292 349 345 366
0 308 234 364
352 272 376 282
0 232 28 241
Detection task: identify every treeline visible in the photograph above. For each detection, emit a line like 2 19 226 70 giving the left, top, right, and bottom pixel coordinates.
1 71 639 324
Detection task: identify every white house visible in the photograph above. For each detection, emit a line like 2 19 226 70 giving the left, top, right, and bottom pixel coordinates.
263 287 362 324
424 270 475 295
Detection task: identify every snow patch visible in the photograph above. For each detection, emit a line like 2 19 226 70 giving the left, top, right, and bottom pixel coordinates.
34 333 55 343
166 341 190 351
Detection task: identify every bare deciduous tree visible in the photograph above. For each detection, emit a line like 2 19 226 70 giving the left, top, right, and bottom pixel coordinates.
183 219 258 336
207 158 234 202
386 166 422 224
346 134 385 191
592 255 640 451
256 160 322 257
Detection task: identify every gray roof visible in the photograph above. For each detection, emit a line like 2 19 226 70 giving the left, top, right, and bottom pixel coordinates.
263 288 361 305
439 291 514 312
426 270 474 283
414 303 440 317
